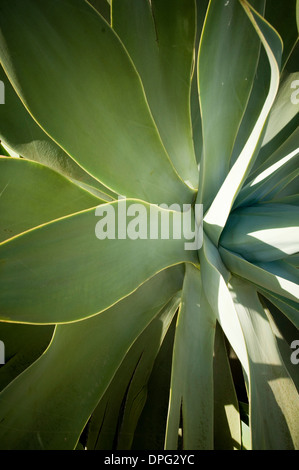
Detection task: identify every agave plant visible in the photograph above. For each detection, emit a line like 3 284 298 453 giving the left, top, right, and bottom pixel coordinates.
0 0 298 451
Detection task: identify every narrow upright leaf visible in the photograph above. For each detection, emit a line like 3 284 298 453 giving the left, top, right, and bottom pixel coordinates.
230 277 299 450
204 1 283 244
197 0 265 208
112 0 199 189
165 264 216 450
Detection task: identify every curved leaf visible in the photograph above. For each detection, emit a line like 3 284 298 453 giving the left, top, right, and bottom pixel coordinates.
0 157 103 243
261 72 299 149
235 128 299 207
87 0 110 23
112 0 199 189
203 1 283 244
0 0 194 204
220 203 299 262
213 323 242 450
257 288 299 329
0 267 183 450
0 64 115 200
265 0 298 70
230 277 299 450
165 264 216 450
199 234 249 378
86 293 180 450
0 322 54 392
132 316 177 450
219 247 299 307
197 0 265 208
0 199 197 324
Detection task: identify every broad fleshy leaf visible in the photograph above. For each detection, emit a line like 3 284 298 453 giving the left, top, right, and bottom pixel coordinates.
0 0 194 204
265 0 298 69
0 267 183 450
197 0 265 208
0 64 115 200
203 1 283 244
199 235 249 378
261 72 299 149
112 0 198 189
0 199 197 323
0 157 104 243
0 323 54 392
235 128 299 207
220 203 299 262
219 247 299 311
87 0 110 23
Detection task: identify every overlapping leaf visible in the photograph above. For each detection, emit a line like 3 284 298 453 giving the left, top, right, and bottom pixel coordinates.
0 199 197 324
0 268 183 450
112 0 198 189
0 0 194 204
165 264 216 450
0 0 298 452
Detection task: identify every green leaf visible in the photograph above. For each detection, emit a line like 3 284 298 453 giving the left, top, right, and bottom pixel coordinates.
261 295 299 391
203 1 283 244
199 234 249 378
112 0 198 189
213 323 242 450
230 277 299 449
229 44 269 170
87 0 110 23
196 0 265 208
190 0 209 167
270 194 299 206
287 252 299 267
0 267 183 450
86 293 180 450
0 142 10 156
132 316 177 450
165 264 216 450
0 157 104 243
0 199 197 324
257 288 299 330
220 203 299 262
0 0 194 204
253 72 299 177
241 420 251 450
235 128 299 207
265 0 298 70
0 323 54 392
219 247 299 307
260 72 299 149
273 175 299 199
0 64 115 200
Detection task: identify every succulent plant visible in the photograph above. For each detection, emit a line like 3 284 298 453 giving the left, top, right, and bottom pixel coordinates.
0 0 298 450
